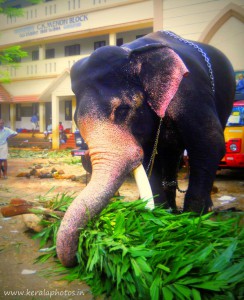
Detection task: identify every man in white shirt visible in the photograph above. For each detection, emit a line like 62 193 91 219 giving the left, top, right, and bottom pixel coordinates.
0 119 17 179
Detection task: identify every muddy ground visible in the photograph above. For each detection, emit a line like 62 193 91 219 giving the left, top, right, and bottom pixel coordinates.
0 153 243 299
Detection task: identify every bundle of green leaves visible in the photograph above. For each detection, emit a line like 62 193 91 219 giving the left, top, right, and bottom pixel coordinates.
9 149 72 159
33 195 244 300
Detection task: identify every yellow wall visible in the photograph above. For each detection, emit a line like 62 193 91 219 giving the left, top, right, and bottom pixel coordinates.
0 0 153 47
154 0 244 70
209 17 243 70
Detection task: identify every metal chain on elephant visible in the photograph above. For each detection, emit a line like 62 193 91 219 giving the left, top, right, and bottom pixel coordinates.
146 117 163 178
164 31 215 94
162 180 187 193
162 155 188 194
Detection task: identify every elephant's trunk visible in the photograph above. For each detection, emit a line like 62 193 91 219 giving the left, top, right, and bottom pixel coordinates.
56 118 145 267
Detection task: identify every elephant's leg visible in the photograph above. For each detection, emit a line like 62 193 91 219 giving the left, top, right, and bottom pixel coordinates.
149 148 182 210
182 115 226 214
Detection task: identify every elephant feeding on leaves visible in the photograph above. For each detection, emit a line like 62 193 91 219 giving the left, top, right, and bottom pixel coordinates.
57 31 235 267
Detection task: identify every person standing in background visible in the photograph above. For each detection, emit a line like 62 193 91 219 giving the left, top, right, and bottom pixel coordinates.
0 119 17 179
236 74 244 94
44 120 52 139
30 113 39 137
59 122 64 133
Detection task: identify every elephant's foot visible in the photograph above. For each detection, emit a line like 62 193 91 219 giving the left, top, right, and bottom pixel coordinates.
153 194 177 211
183 195 213 214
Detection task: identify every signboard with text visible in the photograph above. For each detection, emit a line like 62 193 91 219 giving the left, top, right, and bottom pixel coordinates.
14 15 88 39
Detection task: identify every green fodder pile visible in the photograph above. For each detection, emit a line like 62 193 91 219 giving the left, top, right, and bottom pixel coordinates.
33 195 244 300
9 149 81 164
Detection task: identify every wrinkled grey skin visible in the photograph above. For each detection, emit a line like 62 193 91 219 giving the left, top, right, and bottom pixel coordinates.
56 31 235 267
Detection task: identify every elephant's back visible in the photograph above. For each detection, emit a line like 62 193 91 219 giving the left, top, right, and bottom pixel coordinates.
152 31 235 127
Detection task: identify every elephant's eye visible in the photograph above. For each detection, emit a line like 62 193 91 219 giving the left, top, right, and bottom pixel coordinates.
114 104 130 123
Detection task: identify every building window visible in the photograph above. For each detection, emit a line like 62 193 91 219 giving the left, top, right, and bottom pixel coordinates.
9 53 21 63
136 35 145 39
21 105 33 117
16 104 21 121
65 100 72 120
13 57 21 63
32 50 39 61
46 48 55 59
12 5 22 9
116 38 123 46
94 41 106 50
65 44 80 56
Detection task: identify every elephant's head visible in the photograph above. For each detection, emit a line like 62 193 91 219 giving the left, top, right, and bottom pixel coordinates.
56 42 189 267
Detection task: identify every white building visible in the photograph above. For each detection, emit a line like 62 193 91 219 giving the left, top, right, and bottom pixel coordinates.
0 0 243 148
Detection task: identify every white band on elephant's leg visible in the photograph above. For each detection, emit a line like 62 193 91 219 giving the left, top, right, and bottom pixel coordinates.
133 164 154 210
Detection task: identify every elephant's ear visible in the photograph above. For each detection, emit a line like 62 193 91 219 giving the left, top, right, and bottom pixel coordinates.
129 44 189 118
70 57 89 98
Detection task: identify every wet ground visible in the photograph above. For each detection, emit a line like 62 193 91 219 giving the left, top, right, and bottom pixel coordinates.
177 168 244 211
0 154 243 299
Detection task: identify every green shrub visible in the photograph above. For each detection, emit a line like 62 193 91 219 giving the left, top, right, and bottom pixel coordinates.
33 195 244 300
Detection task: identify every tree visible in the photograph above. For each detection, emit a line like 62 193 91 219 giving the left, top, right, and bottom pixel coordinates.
0 0 42 82
0 0 42 17
0 46 28 82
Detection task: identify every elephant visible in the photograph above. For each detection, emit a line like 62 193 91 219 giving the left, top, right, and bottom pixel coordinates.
57 30 235 267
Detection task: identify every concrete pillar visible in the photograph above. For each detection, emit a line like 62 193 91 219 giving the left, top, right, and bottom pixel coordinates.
39 44 46 60
153 0 164 32
39 102 45 132
109 33 116 46
9 103 16 130
51 94 59 149
72 96 76 133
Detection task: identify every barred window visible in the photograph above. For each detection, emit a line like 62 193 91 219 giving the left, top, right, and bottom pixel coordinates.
32 50 39 61
116 38 123 46
46 48 55 59
65 44 80 56
94 41 106 50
